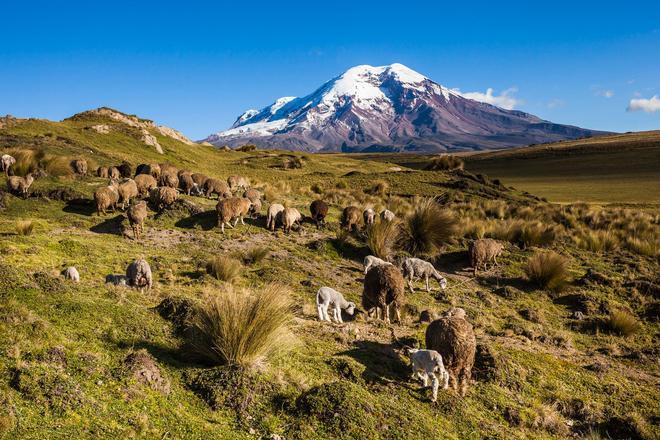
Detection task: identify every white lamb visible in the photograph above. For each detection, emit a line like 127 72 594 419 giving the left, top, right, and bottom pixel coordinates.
266 203 285 231
1 154 16 175
380 209 395 222
316 287 356 323
402 257 447 293
62 267 80 283
408 348 450 402
363 255 393 275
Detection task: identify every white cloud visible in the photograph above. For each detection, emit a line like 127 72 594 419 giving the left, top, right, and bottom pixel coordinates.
596 89 614 98
452 87 522 110
547 99 565 109
627 95 660 113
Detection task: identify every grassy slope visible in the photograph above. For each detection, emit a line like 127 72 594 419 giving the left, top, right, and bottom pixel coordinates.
0 116 658 439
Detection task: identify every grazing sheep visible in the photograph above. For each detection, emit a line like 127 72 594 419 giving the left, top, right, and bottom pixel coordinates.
109 166 121 179
216 197 252 233
118 179 139 209
363 208 376 226
135 163 161 179
126 258 153 291
362 264 405 324
425 309 476 396
71 159 88 176
310 200 329 229
149 186 178 212
117 162 132 178
316 287 356 323
341 206 362 232
159 170 179 189
135 163 149 176
243 188 261 201
134 174 157 197
402 257 448 293
94 180 120 215
7 174 35 198
62 267 80 283
159 163 178 176
178 172 199 196
267 203 285 231
248 198 262 218
279 207 302 233
408 348 450 402
191 173 209 189
469 238 504 276
227 175 249 192
204 178 231 199
1 154 16 175
97 166 109 178
127 201 148 240
363 255 393 275
381 209 396 222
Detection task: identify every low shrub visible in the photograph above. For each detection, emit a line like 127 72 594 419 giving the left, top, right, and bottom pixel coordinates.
604 310 641 337
242 246 270 265
16 220 34 236
525 251 570 291
423 155 464 171
206 256 242 282
366 219 400 260
624 236 658 257
398 198 458 256
367 179 389 196
520 223 556 248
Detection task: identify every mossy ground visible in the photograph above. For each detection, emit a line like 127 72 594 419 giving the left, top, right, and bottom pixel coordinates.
0 116 658 439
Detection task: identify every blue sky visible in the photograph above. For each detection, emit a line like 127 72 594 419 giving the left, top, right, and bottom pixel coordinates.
1 0 658 139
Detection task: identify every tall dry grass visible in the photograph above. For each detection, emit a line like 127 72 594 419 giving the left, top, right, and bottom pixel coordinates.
366 219 400 260
206 256 242 282
398 198 458 256
423 155 464 171
16 220 34 236
574 229 619 253
525 251 570 292
604 310 641 337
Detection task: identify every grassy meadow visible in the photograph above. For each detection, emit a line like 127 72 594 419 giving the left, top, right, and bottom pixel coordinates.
0 112 658 439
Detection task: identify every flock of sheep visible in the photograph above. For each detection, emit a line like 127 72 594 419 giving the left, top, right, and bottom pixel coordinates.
2 152 505 402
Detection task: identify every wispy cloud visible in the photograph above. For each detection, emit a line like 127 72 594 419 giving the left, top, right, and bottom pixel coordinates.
453 87 522 110
596 89 614 98
627 95 660 113
547 99 565 109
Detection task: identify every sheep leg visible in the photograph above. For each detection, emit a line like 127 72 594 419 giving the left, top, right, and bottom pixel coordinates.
240 215 245 225
425 276 430 293
394 305 401 323
384 304 391 324
431 374 439 402
407 277 415 294
335 305 343 323
421 374 428 387
220 222 225 234
317 304 325 321
442 370 450 389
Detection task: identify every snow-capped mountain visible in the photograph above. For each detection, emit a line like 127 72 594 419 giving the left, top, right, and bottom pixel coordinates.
204 63 606 152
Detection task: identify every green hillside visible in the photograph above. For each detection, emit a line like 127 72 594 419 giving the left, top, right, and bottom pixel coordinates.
0 111 658 439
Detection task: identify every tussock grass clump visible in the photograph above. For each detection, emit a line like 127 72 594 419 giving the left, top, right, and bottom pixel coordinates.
423 155 464 171
16 220 34 236
461 219 487 239
367 179 389 196
366 220 400 260
188 284 294 367
575 229 619 253
525 251 569 291
399 198 458 256
206 256 242 282
242 246 270 265
9 148 44 176
604 310 641 337
520 223 556 248
42 156 74 177
624 236 659 257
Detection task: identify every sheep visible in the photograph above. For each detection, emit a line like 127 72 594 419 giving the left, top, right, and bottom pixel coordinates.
71 159 87 176
243 188 261 201
109 166 121 179
248 198 262 218
469 238 504 276
191 173 209 189
178 171 200 196
316 287 356 323
118 179 138 209
135 163 149 176
216 197 252 233
7 174 34 198
341 206 362 232
117 162 132 178
159 170 179 189
94 180 119 215
204 178 231 199
149 186 178 212
134 174 158 197
363 208 376 226
362 264 405 324
363 255 393 275
425 309 476 396
279 207 302 233
408 348 450 402
402 257 447 293
310 200 329 229
159 163 178 176
62 267 80 283
381 209 396 222
97 166 109 178
1 154 16 175
227 175 249 192
127 200 148 240
126 258 153 291
105 274 128 286
135 163 161 179
266 203 285 231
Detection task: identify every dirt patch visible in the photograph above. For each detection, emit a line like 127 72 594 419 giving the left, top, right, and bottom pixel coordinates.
11 363 85 412
473 343 499 382
122 350 171 395
32 271 66 294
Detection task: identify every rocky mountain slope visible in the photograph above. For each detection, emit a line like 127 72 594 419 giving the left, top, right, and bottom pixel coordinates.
204 63 607 152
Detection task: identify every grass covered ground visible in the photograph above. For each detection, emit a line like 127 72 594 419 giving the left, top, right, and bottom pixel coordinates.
0 111 658 439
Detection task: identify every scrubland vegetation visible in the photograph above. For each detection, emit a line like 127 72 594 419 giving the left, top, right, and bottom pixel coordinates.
0 112 657 439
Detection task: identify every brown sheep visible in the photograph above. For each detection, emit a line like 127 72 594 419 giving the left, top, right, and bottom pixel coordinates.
71 159 88 176
310 200 328 229
227 175 249 192
341 206 362 232
127 201 148 240
134 174 158 197
159 170 179 189
243 188 261 201
7 174 35 198
362 264 405 324
425 309 476 396
97 166 109 178
117 162 132 178
278 207 302 233
204 178 231 199
191 173 208 188
118 178 138 209
216 197 252 233
150 186 178 212
178 171 199 196
109 166 121 179
159 163 178 176
94 180 119 215
135 163 161 179
469 238 504 276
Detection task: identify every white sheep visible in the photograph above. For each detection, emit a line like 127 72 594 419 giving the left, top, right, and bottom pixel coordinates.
363 208 376 226
363 255 393 275
126 258 153 291
402 257 447 293
62 267 80 283
316 287 356 323
266 203 285 231
380 209 395 222
1 154 16 175
408 348 450 402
